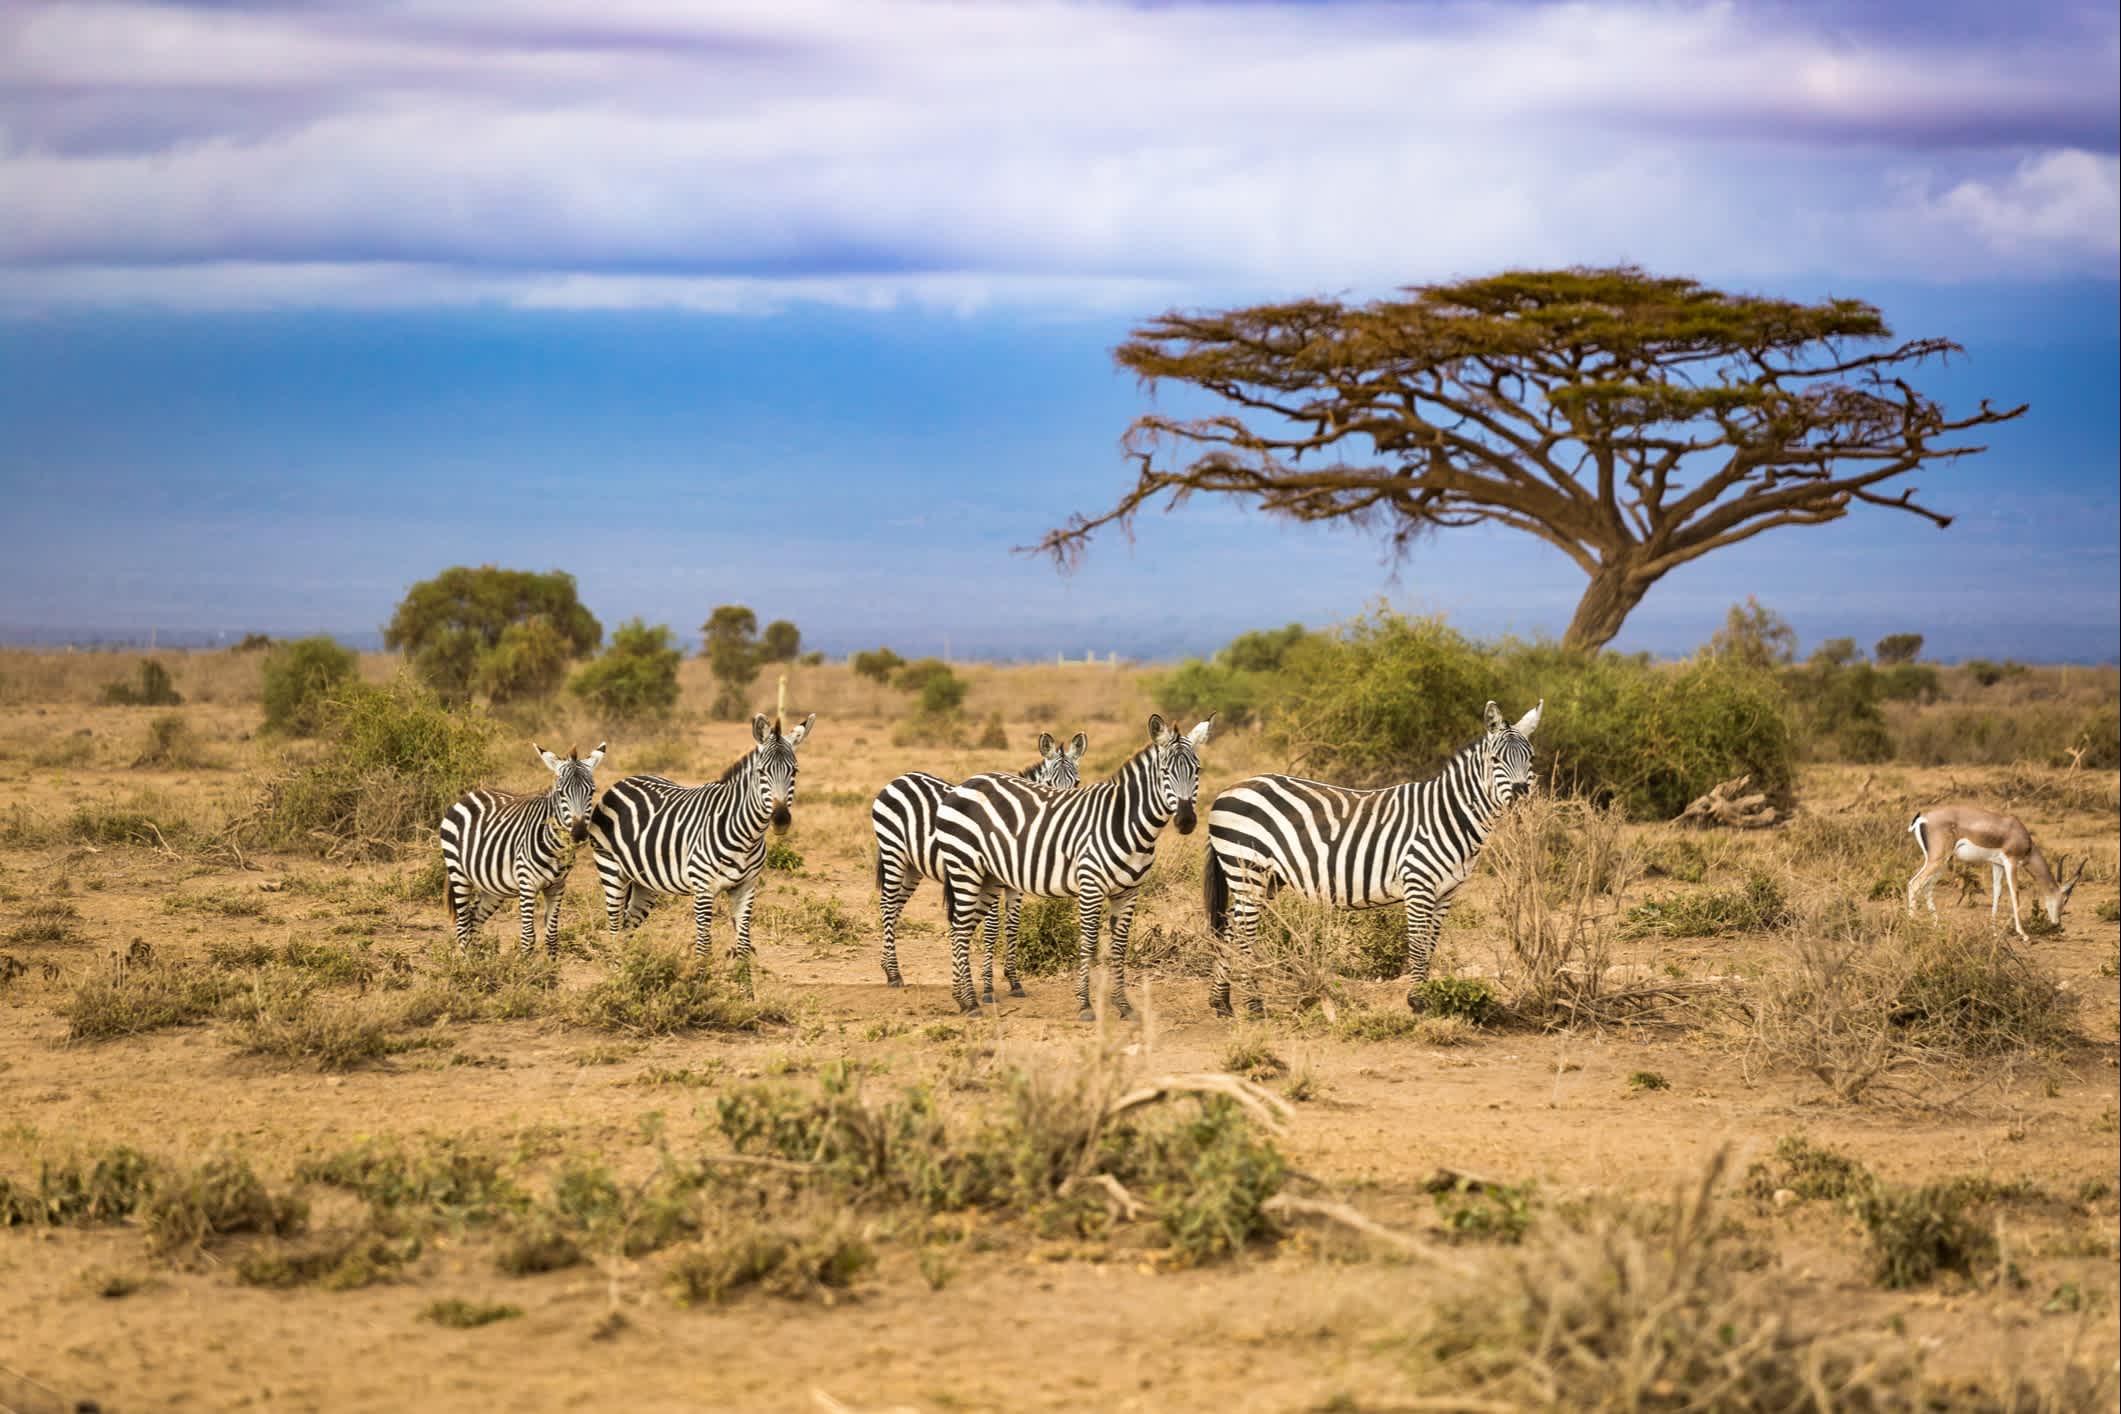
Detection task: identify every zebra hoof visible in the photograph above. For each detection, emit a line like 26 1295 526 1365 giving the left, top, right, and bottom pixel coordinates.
1007 983 1026 999
1209 995 1233 1019
956 997 982 1016
1246 998 1265 1019
980 991 996 1006
1077 1007 1097 1022
1406 990 1430 1015
883 973 903 988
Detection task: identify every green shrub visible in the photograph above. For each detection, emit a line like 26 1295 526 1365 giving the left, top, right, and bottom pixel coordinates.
568 941 788 1034
1744 1135 1873 1203
385 566 600 705
145 1153 307 1256
1625 873 1792 938
1147 659 1268 727
239 679 498 857
851 647 905 683
1627 1070 1670 1092
0 1147 157 1227
1854 1182 1998 1289
895 658 967 714
667 1224 875 1306
102 658 183 707
261 636 359 735
1432 1177 1537 1244
569 619 682 719
1010 897 1081 977
134 713 213 768
1891 930 2077 1055
1783 661 1893 762
1410 975 1501 1025
239 1233 418 1290
1874 633 1924 665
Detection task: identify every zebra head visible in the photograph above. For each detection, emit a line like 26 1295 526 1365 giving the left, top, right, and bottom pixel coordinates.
750 712 815 832
1149 713 1215 834
535 740 605 842
1479 700 1542 808
1028 731 1089 790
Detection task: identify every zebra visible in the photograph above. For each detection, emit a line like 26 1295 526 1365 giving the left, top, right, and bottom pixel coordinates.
586 713 815 980
438 741 605 958
1202 698 1541 1016
873 731 1087 1003
937 714 1213 1020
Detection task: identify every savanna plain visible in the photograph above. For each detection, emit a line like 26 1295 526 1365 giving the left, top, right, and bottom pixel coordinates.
1 648 2117 1413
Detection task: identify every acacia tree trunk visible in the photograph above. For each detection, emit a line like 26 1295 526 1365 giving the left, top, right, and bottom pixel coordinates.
1561 562 1655 653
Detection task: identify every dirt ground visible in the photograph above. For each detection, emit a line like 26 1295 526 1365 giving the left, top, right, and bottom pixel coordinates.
1 680 2117 1413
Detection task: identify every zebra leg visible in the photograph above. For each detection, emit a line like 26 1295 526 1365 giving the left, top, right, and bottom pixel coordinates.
599 859 629 937
690 886 718 961
979 895 1002 1005
730 877 760 991
878 871 916 987
542 880 565 960
515 867 541 957
942 875 988 1015
448 870 480 949
1105 889 1139 1021
1073 887 1106 1022
1401 879 1441 1009
1002 893 1026 998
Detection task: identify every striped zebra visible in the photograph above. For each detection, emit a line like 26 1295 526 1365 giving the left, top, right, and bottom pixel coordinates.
937 714 1213 1019
586 713 815 979
439 742 605 957
873 731 1087 1003
1202 699 1541 1016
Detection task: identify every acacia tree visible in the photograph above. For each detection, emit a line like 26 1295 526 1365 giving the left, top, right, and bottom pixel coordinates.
701 605 762 719
1036 268 2024 650
384 566 600 704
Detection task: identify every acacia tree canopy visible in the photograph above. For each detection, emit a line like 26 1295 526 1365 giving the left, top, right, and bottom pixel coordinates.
384 566 601 703
1034 267 2025 650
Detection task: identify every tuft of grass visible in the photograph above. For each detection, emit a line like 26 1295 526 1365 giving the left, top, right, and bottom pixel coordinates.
764 839 804 872
1220 1030 1286 1082
1430 1177 1538 1245
1410 975 1501 1025
493 1221 584 1276
1010 896 1083 978
1625 872 1792 938
667 1223 876 1306
569 941 789 1035
133 713 214 769
238 1232 418 1290
1744 1135 1873 1203
5 901 88 948
422 1298 524 1328
2094 898 2119 924
226 980 429 1071
144 1152 307 1257
1626 1070 1670 1092
297 1135 524 1230
64 956 239 1042
0 1146 157 1228
1854 1181 2000 1289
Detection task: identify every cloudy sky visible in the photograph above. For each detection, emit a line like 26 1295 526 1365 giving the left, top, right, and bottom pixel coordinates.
3 0 2116 660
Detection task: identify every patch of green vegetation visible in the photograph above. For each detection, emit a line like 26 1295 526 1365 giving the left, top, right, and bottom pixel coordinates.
422 1298 524 1328
1744 1136 1873 1203
667 1223 876 1306
1627 1070 1670 1092
1624 873 1792 938
1410 975 1501 1025
764 839 803 872
1431 1178 1538 1245
4 901 87 948
568 941 789 1035
0 1147 157 1227
237 1232 418 1290
1853 1181 1999 1290
144 1152 307 1257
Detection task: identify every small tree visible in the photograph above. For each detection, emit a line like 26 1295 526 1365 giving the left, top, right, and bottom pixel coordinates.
1710 598 1796 671
384 566 600 705
261 635 359 735
102 658 183 707
758 620 803 664
895 658 968 715
1036 267 2024 651
1875 633 1925 665
701 605 761 719
852 647 905 683
571 619 682 720
1809 637 1863 669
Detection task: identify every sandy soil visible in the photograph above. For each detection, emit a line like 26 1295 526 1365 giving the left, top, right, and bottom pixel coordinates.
1 697 2116 1413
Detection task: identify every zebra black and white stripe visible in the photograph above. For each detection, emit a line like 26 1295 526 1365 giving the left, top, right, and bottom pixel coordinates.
936 714 1213 1019
1202 699 1541 1015
439 742 605 957
586 713 814 978
873 731 1087 1002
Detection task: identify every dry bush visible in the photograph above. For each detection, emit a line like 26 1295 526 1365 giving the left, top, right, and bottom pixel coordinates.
233 678 498 859
1746 906 2079 1102
567 939 790 1035
132 713 215 769
144 1152 308 1257
1397 1150 2099 1409
1483 796 1696 1028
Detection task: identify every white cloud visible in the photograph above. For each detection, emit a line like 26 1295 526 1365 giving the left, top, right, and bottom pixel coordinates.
1 0 2114 311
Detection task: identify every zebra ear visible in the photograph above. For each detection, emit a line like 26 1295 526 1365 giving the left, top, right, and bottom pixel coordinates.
585 742 606 770
1513 700 1543 737
1186 715 1215 748
1067 732 1088 761
535 742 562 771
786 712 815 747
1038 732 1058 758
752 714 770 745
1482 701 1507 735
1148 713 1171 745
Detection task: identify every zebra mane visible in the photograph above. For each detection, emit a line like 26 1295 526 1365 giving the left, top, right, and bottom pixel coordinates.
715 746 758 786
1017 759 1046 779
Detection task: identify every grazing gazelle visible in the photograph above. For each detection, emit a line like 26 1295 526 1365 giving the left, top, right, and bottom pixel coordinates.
1906 804 2085 940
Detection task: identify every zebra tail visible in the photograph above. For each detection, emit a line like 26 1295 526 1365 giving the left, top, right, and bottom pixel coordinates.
1203 846 1230 940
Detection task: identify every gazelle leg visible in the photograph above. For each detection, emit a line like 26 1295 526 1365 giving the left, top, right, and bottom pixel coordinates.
1989 865 2003 917
2003 858 2026 939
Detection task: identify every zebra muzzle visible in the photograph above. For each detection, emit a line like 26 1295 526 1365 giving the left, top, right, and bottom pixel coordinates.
771 805 792 832
569 820 590 843
1173 802 1197 835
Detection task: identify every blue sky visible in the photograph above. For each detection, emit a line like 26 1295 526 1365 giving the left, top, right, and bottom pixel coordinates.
2 0 2116 662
